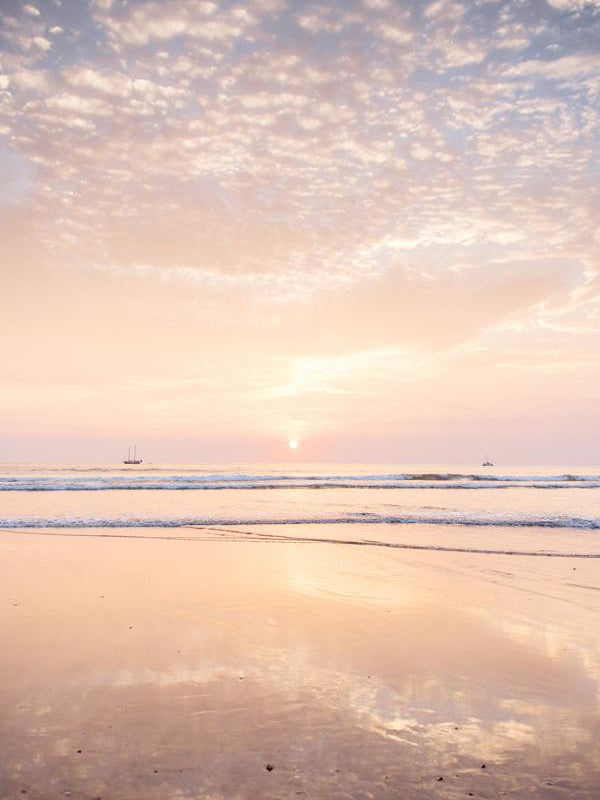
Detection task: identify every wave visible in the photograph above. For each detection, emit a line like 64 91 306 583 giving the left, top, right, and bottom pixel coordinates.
2 511 600 529
1 472 600 491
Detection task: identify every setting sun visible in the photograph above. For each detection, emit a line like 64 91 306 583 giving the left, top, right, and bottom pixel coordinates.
289 440 299 450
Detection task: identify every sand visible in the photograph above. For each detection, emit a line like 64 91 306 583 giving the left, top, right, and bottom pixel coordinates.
1 524 600 799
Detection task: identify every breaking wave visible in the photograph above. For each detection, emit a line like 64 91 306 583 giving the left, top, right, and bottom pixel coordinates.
1 472 600 491
2 511 600 530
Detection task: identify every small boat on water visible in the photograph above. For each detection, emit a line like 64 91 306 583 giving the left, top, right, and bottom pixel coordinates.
123 444 143 465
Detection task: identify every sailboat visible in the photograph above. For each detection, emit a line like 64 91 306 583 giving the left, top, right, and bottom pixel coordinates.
123 444 143 465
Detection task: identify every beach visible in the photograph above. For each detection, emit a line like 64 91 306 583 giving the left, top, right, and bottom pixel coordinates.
1 466 600 799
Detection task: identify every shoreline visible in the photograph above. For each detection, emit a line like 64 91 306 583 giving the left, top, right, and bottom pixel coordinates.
3 521 600 557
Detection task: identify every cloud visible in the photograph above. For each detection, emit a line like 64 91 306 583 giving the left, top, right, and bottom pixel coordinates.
297 14 338 33
96 0 253 46
64 67 132 97
438 39 487 67
17 35 52 52
504 54 600 80
546 0 600 10
0 0 597 367
376 22 413 45
44 92 112 116
11 70 48 91
425 0 465 21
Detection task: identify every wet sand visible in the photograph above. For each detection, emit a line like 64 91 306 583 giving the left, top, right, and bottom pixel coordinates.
1 525 600 799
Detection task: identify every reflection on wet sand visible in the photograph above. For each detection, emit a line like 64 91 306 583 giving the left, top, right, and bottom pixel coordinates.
1 527 599 799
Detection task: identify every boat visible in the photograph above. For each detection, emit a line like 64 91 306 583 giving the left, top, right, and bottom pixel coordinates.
123 444 143 465
482 461 494 466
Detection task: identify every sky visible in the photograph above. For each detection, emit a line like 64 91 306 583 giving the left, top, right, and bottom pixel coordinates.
0 0 599 464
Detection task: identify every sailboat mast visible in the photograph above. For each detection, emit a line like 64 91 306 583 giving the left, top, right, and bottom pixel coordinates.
123 442 142 464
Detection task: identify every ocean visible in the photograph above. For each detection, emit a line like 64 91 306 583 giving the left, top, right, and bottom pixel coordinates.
1 463 599 557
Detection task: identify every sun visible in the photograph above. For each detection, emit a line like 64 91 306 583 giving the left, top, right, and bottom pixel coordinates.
288 439 300 450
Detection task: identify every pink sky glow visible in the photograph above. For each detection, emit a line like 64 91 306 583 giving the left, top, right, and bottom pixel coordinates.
1 0 599 463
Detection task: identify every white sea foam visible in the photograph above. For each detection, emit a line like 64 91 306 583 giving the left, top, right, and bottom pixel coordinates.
1 472 600 491
3 466 599 537
1 511 600 529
